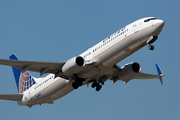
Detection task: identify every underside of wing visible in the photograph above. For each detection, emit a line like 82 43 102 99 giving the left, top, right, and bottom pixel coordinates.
110 63 163 85
134 73 161 79
0 94 23 101
134 73 163 85
0 59 66 77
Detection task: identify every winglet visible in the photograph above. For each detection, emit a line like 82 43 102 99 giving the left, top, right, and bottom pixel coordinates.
155 64 164 85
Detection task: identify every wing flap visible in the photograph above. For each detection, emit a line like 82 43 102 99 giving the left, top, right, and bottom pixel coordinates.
0 94 23 101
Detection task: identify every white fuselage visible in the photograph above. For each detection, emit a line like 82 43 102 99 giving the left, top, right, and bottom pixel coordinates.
18 17 164 107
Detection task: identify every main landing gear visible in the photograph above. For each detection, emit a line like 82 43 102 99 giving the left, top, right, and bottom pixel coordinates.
72 80 103 92
71 75 107 92
72 75 85 89
72 81 82 89
91 80 104 92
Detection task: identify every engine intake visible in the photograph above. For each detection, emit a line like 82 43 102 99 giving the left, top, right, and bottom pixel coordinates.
76 56 84 66
132 62 141 72
118 62 141 81
62 56 85 76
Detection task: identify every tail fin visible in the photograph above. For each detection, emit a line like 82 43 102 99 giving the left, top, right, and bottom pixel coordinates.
10 54 36 94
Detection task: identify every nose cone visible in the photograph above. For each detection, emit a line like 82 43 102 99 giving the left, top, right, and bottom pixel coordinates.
158 20 165 29
154 19 165 36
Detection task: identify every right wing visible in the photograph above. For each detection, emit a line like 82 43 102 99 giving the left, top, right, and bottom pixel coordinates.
0 94 23 101
0 54 96 79
0 58 68 78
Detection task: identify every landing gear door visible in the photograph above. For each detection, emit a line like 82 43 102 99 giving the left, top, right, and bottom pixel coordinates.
133 21 138 33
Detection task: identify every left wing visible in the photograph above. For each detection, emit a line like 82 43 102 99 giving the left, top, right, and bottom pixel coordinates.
0 58 66 78
0 94 23 101
134 64 163 84
134 73 163 85
110 63 164 85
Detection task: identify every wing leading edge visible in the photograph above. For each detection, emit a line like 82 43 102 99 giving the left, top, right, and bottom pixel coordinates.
0 56 66 78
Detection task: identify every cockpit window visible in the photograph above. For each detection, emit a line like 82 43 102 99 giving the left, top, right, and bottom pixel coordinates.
144 18 156 22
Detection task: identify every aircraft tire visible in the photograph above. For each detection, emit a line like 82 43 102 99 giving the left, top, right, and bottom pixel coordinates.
78 81 82 86
91 81 97 88
96 85 102 91
72 82 79 89
148 45 154 50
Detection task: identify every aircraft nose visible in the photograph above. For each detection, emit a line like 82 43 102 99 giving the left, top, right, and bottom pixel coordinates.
153 19 165 36
159 20 165 29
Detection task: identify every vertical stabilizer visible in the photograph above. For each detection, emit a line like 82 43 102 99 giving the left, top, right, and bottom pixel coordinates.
10 54 36 94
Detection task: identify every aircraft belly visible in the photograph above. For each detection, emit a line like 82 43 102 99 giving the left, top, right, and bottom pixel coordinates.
29 78 69 105
46 82 74 102
77 66 100 79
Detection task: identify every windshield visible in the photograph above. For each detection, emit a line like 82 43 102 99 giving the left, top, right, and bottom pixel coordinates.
144 18 156 22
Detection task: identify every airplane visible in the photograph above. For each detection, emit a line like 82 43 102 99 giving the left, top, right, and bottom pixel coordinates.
0 17 164 107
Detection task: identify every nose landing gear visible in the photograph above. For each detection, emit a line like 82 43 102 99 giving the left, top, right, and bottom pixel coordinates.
147 36 158 50
148 44 154 50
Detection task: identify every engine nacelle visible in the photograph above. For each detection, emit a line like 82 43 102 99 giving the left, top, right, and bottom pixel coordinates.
62 56 85 76
118 62 141 82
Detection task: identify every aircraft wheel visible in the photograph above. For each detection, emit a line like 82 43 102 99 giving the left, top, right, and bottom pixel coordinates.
72 82 79 89
91 81 97 88
148 45 154 50
78 81 82 86
96 85 102 92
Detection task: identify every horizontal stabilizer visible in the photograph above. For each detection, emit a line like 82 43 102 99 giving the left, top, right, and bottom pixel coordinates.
0 94 23 101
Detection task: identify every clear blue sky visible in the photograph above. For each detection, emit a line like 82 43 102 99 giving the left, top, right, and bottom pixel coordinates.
0 0 179 120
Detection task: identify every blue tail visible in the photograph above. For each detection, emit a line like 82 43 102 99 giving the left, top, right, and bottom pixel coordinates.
10 54 36 94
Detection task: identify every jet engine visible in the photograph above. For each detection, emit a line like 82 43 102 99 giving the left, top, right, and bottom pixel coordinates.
62 56 85 76
118 62 141 82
